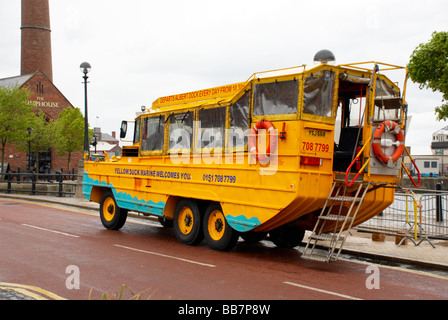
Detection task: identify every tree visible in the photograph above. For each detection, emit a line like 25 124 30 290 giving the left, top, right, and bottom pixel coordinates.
13 110 54 173
53 107 91 171
407 31 448 120
31 112 55 172
0 85 35 175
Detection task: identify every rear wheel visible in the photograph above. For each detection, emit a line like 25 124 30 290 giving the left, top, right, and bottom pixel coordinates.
203 203 239 251
173 199 203 245
99 191 128 230
158 217 173 228
241 231 267 243
269 224 305 249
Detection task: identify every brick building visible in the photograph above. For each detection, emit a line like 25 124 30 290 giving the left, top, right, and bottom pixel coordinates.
0 0 82 174
0 71 81 173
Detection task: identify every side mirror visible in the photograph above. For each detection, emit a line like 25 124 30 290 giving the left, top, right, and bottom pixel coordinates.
120 121 127 138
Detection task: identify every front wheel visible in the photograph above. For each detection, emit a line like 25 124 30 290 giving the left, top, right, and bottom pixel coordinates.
99 191 128 230
203 203 239 251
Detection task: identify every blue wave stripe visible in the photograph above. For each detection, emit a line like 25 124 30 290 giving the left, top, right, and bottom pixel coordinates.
82 172 165 216
226 215 261 232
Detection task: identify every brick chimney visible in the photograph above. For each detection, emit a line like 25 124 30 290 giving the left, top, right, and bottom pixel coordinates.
21 0 53 82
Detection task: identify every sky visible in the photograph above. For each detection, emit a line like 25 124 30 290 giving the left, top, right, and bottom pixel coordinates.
0 0 447 154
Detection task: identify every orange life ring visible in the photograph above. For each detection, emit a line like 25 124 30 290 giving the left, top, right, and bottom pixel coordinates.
248 120 277 162
372 120 405 167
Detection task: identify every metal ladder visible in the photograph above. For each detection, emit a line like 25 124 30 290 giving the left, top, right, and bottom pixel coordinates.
302 180 371 262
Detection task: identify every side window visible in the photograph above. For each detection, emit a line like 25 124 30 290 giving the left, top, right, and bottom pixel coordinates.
133 118 141 145
303 70 335 117
230 91 250 149
141 115 165 152
169 111 193 151
198 107 226 149
372 78 402 122
253 80 298 115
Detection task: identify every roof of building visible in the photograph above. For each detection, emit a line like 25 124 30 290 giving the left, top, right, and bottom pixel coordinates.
0 74 34 88
433 126 448 136
0 70 75 114
93 127 118 143
101 132 118 142
90 141 119 152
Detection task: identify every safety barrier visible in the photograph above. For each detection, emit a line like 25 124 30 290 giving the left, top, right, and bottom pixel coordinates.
357 189 448 246
0 172 77 197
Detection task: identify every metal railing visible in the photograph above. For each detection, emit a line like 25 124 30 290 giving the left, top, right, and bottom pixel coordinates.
357 189 448 246
0 171 77 197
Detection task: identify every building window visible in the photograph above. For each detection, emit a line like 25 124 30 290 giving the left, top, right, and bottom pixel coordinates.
424 161 430 168
36 81 44 94
431 161 438 168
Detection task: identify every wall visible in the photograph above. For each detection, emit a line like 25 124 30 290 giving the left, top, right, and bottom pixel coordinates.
401 177 448 191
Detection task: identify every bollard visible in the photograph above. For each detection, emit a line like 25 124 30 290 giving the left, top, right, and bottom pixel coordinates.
436 182 443 222
7 172 12 194
58 172 63 197
31 172 36 195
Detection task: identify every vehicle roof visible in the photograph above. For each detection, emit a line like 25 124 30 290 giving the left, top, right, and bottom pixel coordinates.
147 61 405 115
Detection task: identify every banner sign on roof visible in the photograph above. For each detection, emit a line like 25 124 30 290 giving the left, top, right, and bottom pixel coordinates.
154 82 246 107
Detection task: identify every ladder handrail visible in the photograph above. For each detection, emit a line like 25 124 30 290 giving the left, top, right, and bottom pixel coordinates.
402 146 421 188
345 138 371 187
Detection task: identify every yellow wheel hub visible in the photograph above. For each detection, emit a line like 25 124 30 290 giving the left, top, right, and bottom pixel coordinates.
102 197 116 222
207 210 225 241
178 207 194 235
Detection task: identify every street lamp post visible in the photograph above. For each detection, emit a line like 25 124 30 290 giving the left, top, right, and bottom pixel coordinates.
92 133 98 154
80 62 91 159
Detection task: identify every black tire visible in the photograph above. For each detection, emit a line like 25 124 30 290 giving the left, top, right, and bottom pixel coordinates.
99 191 128 230
269 224 305 249
240 231 268 243
173 199 203 245
203 203 239 251
158 217 173 228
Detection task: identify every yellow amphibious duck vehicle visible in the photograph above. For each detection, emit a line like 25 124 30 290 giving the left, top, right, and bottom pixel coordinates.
83 50 420 262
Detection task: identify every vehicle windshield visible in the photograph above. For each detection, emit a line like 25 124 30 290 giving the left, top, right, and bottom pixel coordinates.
303 70 335 117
